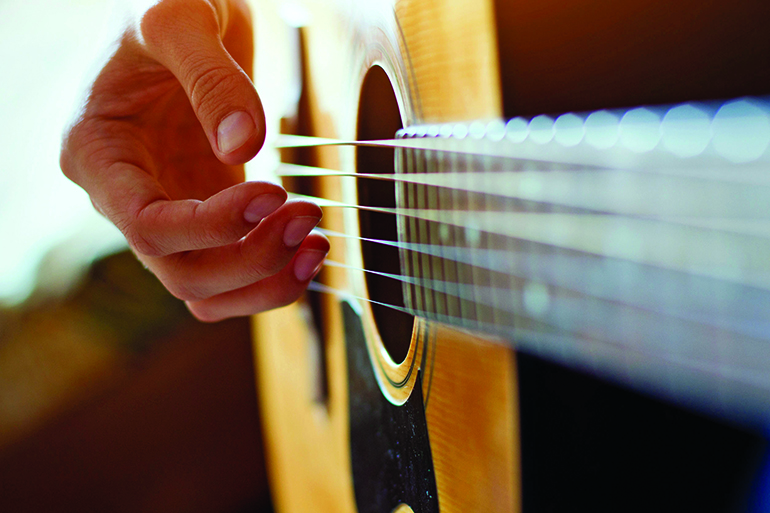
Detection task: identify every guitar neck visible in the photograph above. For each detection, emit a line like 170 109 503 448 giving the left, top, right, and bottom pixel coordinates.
393 99 770 428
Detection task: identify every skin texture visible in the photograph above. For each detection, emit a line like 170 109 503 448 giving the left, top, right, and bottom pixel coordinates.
60 0 329 322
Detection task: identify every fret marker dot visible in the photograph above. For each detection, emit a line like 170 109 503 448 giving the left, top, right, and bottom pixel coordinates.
523 282 550 317
439 224 450 242
464 220 481 247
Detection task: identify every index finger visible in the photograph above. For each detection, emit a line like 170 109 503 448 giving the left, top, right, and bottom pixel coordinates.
61 144 286 257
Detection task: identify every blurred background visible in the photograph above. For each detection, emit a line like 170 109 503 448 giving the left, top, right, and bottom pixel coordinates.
0 0 123 305
0 1 271 511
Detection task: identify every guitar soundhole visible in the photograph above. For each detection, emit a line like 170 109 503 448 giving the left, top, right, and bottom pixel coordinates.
356 66 413 364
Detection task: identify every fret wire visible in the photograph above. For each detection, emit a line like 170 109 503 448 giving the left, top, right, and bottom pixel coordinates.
450 147 474 323
481 144 505 327
437 146 458 320
425 148 445 318
415 144 435 318
395 146 414 313
406 147 424 314
465 148 486 325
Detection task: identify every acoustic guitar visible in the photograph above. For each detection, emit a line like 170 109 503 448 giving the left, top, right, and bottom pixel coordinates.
248 0 770 511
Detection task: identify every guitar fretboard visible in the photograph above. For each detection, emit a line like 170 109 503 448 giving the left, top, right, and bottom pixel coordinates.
393 97 770 427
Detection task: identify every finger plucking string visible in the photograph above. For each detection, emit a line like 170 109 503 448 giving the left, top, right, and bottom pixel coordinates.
147 199 325 301
184 232 330 322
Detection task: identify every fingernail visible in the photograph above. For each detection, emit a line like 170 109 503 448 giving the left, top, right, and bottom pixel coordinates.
244 194 284 223
294 249 327 281
217 111 255 154
283 216 320 247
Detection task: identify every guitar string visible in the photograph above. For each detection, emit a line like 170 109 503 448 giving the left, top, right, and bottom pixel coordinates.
278 150 770 338
305 280 770 392
315 228 770 340
292 191 770 234
319 257 768 341
279 164 770 221
310 226 768 386
316 224 770 342
287 163 770 382
297 195 770 291
276 138 770 286
276 132 770 375
277 160 770 188
274 133 770 171
315 226 761 292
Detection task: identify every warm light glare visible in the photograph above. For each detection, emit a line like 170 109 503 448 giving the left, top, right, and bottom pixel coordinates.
504 117 529 143
553 113 585 147
661 103 711 158
528 115 555 145
0 0 126 304
711 99 770 163
584 110 620 150
620 107 662 153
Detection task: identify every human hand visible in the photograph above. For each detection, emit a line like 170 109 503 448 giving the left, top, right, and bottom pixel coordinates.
60 0 328 321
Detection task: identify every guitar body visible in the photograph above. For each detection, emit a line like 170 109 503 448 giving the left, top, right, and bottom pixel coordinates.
251 1 518 512
249 0 770 511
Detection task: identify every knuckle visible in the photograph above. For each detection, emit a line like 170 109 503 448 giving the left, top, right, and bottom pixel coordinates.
187 201 237 247
139 2 221 64
187 65 241 118
190 230 217 251
157 256 209 302
162 276 207 302
125 224 164 257
128 201 173 257
242 246 282 282
245 257 273 283
139 2 182 46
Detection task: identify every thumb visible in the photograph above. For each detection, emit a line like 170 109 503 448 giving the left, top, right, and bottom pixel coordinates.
139 0 265 164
